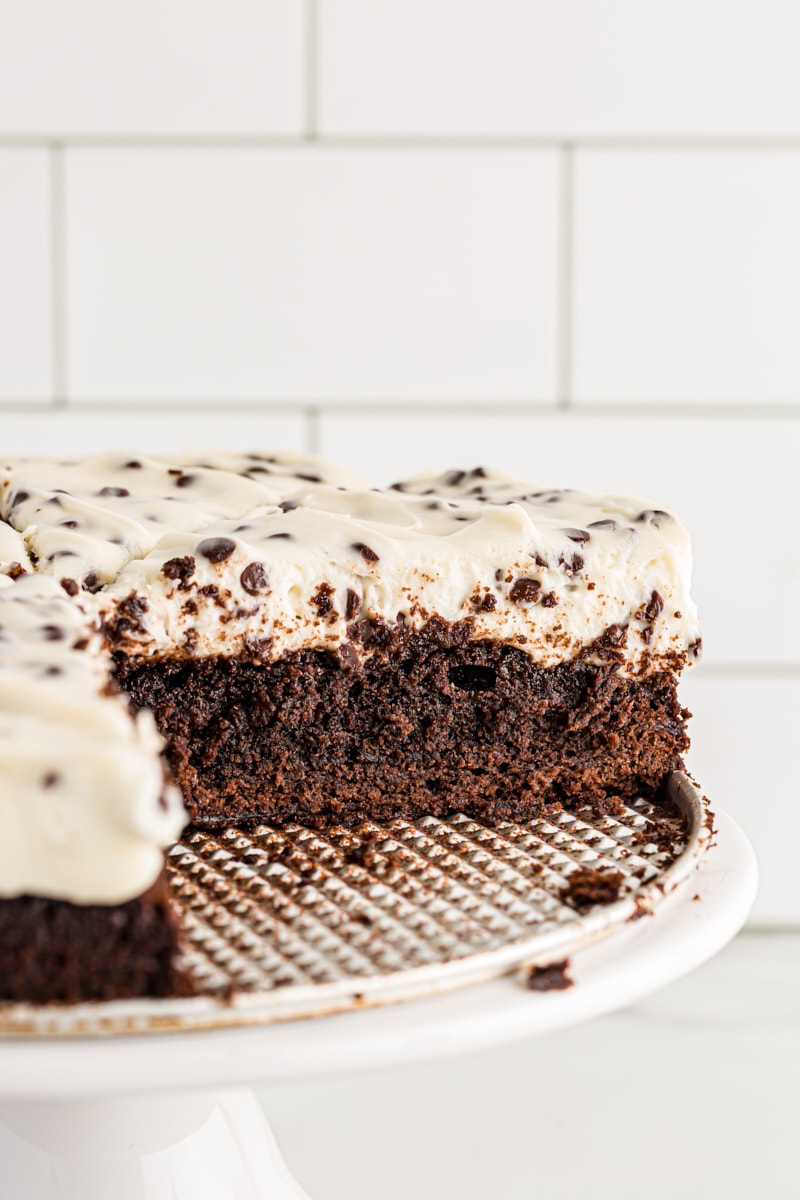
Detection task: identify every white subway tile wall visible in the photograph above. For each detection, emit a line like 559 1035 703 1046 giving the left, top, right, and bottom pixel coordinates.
0 3 796 923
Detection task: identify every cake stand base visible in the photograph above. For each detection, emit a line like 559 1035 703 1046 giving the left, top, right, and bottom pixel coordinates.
0 1087 309 1200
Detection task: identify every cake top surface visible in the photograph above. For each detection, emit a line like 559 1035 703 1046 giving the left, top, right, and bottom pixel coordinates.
0 454 701 674
0 573 185 904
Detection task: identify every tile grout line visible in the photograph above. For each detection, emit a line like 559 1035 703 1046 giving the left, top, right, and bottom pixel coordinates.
305 0 319 141
49 142 68 408
7 134 800 150
556 144 574 409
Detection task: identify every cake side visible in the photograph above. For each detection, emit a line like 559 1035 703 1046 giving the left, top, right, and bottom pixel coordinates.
0 572 187 1003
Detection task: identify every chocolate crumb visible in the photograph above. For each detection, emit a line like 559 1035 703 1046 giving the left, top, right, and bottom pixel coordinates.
563 867 625 910
525 960 573 992
509 578 541 604
162 556 196 585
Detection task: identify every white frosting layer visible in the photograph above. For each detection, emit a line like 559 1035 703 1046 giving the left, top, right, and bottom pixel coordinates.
97 467 700 672
0 574 185 903
0 451 367 590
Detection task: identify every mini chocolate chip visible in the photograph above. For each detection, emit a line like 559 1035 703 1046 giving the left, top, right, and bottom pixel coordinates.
42 771 60 789
60 520 78 529
83 571 102 593
587 519 617 531
509 578 541 604
336 642 360 671
296 472 322 483
41 625 64 641
98 486 130 498
244 634 274 660
123 460 142 469
443 470 466 487
562 528 590 544
279 498 300 513
162 556 196 584
470 466 487 478
60 578 80 597
197 536 236 564
167 468 183 476
645 590 664 622
352 542 379 563
12 490 30 505
345 589 361 620
240 562 269 595
388 482 407 492
605 623 626 645
636 509 672 526
44 665 63 676
266 532 294 540
176 474 196 488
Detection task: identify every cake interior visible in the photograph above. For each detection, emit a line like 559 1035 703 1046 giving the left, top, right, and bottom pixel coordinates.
116 620 690 829
0 872 183 1005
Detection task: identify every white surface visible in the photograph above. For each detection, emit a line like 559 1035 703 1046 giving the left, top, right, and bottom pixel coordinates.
0 0 306 135
265 931 798 1200
318 411 800 668
0 807 755 1100
0 412 306 458
683 674 800 925
319 0 800 136
64 148 559 402
0 151 51 402
574 150 800 404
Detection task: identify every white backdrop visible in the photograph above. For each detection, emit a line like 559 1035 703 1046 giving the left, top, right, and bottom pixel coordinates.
1 0 797 924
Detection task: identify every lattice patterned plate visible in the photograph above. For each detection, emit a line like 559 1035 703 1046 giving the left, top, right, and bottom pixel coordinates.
0 772 711 1038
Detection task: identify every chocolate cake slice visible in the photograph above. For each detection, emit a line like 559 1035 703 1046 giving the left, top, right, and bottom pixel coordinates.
0 573 186 1003
92 464 699 828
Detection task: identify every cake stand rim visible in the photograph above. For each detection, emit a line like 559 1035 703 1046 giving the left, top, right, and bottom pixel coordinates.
0 805 756 1100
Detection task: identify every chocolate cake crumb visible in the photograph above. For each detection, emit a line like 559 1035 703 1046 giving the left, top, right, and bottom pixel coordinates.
563 867 625 910
525 960 573 991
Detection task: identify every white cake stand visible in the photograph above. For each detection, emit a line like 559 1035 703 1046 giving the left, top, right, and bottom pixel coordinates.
0 805 756 1200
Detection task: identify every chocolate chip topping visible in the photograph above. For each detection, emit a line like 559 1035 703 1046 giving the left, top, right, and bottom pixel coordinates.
267 532 294 540
98 486 130 498
175 474 196 488
562 528 590 544
587 519 617 531
240 562 269 595
197 537 237 564
60 578 80 597
345 589 361 620
352 542 380 563
40 625 64 641
42 771 60 789
644 590 664 622
509 578 541 604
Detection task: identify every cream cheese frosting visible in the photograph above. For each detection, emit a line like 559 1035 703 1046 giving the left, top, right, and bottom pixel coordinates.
0 574 185 904
96 467 700 673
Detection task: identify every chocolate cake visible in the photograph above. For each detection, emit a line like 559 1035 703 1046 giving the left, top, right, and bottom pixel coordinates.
0 452 701 1003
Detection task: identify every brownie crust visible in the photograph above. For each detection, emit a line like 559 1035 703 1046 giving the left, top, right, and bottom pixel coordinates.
116 619 690 829
0 871 183 1004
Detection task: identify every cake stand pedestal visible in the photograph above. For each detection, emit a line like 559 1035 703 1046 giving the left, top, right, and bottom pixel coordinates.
0 808 756 1200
